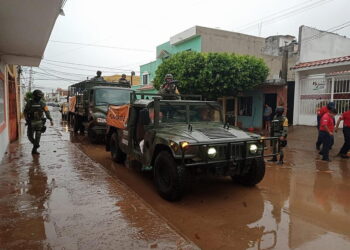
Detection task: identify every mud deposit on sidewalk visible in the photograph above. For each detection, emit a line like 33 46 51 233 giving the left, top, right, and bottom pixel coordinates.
0 115 196 249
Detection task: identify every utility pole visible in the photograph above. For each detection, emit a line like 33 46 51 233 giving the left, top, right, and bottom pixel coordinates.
281 41 289 83
28 67 33 92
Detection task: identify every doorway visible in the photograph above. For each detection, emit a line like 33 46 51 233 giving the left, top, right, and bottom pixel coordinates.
287 81 295 125
8 75 18 142
264 93 277 117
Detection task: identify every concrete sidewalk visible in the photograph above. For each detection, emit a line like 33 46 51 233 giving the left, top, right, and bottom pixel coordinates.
0 119 196 249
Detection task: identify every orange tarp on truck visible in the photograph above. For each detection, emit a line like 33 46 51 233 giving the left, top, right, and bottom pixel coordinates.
68 96 76 112
106 104 130 129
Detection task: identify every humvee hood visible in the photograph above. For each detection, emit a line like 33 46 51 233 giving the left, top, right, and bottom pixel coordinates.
156 123 260 144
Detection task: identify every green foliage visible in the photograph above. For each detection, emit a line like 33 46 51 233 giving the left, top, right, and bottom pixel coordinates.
25 92 33 102
154 51 269 100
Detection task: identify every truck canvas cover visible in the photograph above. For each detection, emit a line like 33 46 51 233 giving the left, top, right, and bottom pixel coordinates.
68 96 76 112
106 104 130 129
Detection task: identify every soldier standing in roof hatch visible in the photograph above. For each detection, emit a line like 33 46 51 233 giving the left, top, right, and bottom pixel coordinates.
24 90 53 155
159 74 178 100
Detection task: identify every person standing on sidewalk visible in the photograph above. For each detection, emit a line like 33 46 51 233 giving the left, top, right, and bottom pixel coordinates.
263 104 272 133
319 108 337 161
316 102 335 150
24 90 54 155
268 106 288 165
335 108 350 159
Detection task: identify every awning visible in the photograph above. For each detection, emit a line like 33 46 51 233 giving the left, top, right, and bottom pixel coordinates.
0 0 63 66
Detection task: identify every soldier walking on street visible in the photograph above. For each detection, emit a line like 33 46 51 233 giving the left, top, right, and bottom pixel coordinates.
24 90 54 155
269 106 288 165
335 108 350 159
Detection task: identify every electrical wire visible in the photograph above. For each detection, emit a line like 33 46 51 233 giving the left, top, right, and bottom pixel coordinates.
42 58 140 72
302 20 350 45
49 40 154 53
236 0 335 33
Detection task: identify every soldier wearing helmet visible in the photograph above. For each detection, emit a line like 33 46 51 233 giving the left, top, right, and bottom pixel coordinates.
159 74 178 100
118 73 131 88
24 90 53 155
269 106 288 164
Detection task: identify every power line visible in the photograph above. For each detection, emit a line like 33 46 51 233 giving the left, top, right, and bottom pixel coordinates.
42 58 140 72
40 61 138 74
236 0 335 33
302 20 350 45
49 40 154 53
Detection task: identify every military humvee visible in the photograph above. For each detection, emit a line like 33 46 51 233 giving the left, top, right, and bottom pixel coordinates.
106 93 277 201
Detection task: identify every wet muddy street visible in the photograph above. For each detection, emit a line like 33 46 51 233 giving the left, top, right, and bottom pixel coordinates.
0 111 195 250
1 110 350 250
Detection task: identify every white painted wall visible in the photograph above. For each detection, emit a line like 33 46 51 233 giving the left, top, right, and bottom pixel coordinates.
299 26 350 63
0 61 9 162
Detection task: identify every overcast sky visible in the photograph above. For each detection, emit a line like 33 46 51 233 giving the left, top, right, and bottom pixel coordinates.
25 0 350 92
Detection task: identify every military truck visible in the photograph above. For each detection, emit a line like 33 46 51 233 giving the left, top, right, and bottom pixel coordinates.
105 93 277 201
68 79 132 143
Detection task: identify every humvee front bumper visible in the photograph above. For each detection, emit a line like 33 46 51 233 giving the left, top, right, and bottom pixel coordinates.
178 137 279 167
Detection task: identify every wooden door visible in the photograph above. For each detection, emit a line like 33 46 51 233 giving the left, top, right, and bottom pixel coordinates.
8 76 18 142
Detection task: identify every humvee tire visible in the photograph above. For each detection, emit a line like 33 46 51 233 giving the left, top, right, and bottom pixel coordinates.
154 151 189 201
231 158 265 186
88 121 99 144
110 132 126 163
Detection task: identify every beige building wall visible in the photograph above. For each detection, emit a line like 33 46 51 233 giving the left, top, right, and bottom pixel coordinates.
198 26 265 57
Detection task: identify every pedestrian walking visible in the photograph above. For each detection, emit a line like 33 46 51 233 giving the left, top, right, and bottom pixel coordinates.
24 90 54 155
263 103 272 133
335 108 350 159
268 106 288 165
316 102 335 150
319 108 337 161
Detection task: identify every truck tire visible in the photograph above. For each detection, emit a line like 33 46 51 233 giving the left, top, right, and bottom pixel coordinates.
73 115 85 134
87 122 99 144
73 115 80 133
154 151 189 201
110 132 126 163
231 158 265 186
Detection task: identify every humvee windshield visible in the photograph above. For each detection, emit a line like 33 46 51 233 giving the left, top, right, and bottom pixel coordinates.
159 102 222 124
95 89 131 106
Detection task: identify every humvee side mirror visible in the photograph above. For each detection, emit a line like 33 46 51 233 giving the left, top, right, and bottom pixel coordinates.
139 108 151 126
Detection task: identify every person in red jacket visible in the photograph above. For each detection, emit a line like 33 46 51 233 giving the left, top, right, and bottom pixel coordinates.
335 109 350 159
316 102 335 150
319 108 338 161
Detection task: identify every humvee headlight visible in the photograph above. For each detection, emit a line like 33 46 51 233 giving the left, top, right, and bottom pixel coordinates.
207 147 217 159
96 117 106 123
249 144 258 154
180 141 189 149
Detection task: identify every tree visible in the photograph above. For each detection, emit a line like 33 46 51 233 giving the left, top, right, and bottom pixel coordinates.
154 51 269 100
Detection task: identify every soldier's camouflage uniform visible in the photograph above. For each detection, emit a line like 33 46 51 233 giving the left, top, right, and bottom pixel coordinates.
270 112 288 164
24 99 53 154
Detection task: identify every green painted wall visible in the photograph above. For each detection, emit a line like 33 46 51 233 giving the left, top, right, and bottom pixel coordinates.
139 36 202 86
237 90 264 129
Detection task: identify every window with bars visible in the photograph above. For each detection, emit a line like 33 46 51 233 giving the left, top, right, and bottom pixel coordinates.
238 96 253 116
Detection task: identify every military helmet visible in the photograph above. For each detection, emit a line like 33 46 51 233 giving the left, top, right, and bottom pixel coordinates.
164 74 173 80
275 106 284 115
32 89 44 98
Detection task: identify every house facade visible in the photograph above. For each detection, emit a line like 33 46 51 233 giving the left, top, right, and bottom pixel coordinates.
292 26 350 126
139 26 298 129
0 0 63 161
